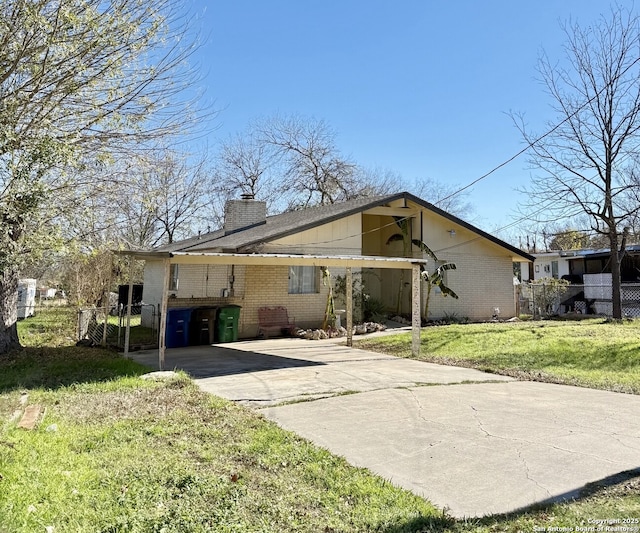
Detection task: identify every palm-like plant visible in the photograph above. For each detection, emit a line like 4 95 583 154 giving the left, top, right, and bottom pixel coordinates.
386 216 458 318
422 263 458 320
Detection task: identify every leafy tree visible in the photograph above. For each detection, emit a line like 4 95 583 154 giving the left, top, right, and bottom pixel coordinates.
547 228 590 251
0 0 203 354
516 5 640 319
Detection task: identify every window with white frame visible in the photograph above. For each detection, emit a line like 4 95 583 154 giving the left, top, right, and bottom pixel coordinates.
288 266 318 294
169 264 179 291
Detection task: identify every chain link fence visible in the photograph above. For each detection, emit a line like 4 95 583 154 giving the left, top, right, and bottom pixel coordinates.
77 304 158 348
518 282 640 318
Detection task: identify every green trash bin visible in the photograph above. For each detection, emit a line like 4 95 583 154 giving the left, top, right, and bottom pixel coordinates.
217 305 241 343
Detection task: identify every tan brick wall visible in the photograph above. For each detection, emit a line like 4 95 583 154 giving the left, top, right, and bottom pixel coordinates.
367 202 520 321
143 262 328 338
424 252 516 320
240 264 328 337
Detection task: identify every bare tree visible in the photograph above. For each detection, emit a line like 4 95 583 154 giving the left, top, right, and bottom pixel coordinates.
212 130 280 216
136 150 211 245
258 115 362 209
0 0 206 354
408 177 475 219
213 115 395 214
516 5 640 318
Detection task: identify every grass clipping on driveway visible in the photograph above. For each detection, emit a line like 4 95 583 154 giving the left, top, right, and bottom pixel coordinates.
0 349 444 533
356 318 640 394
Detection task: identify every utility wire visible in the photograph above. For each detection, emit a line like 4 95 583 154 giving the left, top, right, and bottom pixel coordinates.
434 55 640 207
258 55 640 257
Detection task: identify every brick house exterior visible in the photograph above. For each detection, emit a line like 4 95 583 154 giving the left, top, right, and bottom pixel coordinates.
140 192 533 337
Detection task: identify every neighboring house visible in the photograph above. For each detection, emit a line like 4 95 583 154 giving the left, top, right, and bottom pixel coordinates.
517 247 640 317
139 192 533 338
519 246 640 283
564 245 640 283
520 251 571 281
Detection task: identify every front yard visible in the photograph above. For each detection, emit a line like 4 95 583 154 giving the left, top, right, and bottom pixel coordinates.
356 318 640 394
0 312 638 531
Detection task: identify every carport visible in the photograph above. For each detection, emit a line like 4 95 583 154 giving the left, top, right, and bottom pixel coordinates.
118 251 428 369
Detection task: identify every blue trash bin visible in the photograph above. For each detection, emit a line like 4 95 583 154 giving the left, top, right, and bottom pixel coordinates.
165 308 192 348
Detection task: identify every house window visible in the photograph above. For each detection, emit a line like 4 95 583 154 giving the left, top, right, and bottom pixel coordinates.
551 261 559 279
169 264 179 291
288 266 318 294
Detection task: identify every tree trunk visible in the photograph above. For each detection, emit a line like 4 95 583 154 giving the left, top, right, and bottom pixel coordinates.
0 269 21 354
609 231 623 319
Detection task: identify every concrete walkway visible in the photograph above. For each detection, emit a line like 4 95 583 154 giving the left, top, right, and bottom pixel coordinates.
131 337 640 518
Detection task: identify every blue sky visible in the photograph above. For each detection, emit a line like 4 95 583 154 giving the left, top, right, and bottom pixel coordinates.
186 1 633 237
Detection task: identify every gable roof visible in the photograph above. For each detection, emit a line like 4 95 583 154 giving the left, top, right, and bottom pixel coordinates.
154 192 534 262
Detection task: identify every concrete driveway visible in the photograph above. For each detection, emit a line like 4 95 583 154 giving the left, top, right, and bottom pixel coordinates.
132 337 640 518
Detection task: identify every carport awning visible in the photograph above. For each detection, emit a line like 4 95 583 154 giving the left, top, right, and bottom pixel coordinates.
118 250 427 369
123 250 428 270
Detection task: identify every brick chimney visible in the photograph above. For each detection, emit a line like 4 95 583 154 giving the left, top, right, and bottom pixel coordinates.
224 194 267 235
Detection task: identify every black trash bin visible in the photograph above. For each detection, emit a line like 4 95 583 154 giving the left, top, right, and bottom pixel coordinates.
217 305 241 343
189 307 218 345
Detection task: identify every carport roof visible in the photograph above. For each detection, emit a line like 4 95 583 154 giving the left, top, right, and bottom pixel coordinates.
120 250 428 270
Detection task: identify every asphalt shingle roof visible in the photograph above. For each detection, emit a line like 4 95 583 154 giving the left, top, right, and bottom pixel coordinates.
150 192 534 261
155 194 394 253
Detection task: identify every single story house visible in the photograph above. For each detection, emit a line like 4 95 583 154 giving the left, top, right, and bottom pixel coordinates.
520 251 571 281
519 245 640 283
136 192 533 341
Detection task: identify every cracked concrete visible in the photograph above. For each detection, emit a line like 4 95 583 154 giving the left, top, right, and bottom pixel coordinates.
262 382 640 517
132 336 640 518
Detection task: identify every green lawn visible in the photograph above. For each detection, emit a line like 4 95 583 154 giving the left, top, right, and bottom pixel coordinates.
1 312 638 531
356 318 640 394
0 350 445 533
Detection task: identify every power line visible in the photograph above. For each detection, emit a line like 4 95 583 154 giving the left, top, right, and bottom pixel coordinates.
434 55 640 207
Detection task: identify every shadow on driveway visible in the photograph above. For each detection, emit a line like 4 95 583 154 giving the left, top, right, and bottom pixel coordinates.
130 344 325 378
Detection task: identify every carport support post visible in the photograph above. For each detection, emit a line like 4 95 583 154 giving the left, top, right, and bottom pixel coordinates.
102 256 112 347
411 264 421 356
123 258 134 358
346 267 353 347
157 258 171 371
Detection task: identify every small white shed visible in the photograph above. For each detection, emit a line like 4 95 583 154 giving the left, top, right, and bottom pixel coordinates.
17 279 37 319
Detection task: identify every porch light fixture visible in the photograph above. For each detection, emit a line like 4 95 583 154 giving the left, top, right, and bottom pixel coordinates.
448 229 456 237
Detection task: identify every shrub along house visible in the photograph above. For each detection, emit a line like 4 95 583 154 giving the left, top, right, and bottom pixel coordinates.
127 192 532 364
